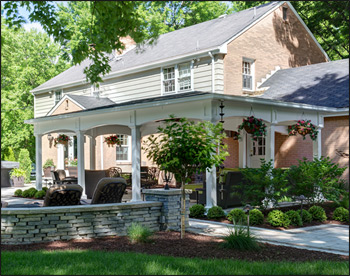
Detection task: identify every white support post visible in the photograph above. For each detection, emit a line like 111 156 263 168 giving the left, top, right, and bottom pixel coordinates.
35 134 43 190
77 131 86 194
57 144 65 170
313 128 322 159
131 125 141 202
238 131 247 168
265 124 275 167
90 136 96 170
205 164 217 209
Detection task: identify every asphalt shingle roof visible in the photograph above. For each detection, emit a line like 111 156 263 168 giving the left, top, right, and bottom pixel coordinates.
258 59 349 108
33 1 281 92
68 95 116 109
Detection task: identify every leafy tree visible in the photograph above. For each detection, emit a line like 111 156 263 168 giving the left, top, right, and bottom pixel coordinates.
1 17 69 161
143 115 228 238
18 149 32 183
3 147 16 161
232 1 349 60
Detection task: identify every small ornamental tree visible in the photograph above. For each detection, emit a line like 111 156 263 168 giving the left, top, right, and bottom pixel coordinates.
143 115 228 239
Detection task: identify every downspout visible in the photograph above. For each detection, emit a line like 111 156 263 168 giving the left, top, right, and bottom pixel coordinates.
208 51 215 93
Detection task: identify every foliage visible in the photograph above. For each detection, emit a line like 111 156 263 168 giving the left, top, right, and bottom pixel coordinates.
27 188 38 198
232 1 349 60
22 189 31 198
249 209 264 225
66 158 78 166
3 147 16 161
18 149 32 183
9 168 26 178
221 224 260 251
104 135 121 146
14 189 23 197
286 157 347 204
308 206 327 222
42 187 48 192
189 204 206 218
127 223 153 244
236 160 289 210
267 210 291 228
227 209 246 224
296 209 313 224
288 120 318 141
237 116 267 141
207 206 225 219
1 17 69 161
43 158 55 169
143 115 228 238
332 207 349 223
34 190 46 199
334 191 349 210
54 134 70 146
285 210 303 226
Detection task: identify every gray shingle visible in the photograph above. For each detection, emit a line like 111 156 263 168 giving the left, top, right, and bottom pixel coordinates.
33 1 281 92
68 95 116 109
258 59 349 108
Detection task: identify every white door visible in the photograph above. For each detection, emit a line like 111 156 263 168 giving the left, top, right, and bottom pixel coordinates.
248 136 266 168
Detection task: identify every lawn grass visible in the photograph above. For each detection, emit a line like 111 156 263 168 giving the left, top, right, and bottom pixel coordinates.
2 250 348 275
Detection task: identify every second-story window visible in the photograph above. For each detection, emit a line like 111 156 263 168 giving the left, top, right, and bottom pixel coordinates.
242 59 253 90
54 90 63 105
178 63 191 91
163 67 175 93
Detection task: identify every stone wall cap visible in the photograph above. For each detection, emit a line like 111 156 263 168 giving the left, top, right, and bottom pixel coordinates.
142 188 191 195
1 161 20 169
1 201 162 215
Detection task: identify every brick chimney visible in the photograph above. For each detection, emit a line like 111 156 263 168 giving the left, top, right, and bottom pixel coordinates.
116 36 136 55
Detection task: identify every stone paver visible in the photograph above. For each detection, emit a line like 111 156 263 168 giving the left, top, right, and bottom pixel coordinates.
189 218 349 256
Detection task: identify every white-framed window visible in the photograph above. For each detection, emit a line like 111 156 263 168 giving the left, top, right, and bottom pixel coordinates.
283 7 288 21
91 83 100 97
54 90 63 105
252 137 266 156
242 58 254 91
116 135 131 162
162 62 193 94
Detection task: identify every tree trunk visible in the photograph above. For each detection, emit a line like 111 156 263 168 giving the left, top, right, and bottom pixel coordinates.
181 181 186 239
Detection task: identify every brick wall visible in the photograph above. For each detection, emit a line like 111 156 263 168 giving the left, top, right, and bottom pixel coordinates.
51 99 83 116
223 138 239 168
1 189 189 245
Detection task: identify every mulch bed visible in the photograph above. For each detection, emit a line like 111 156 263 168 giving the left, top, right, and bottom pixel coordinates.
2 231 348 262
201 202 349 230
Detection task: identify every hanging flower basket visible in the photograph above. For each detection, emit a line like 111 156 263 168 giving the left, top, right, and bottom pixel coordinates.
288 120 318 141
54 134 71 147
104 135 121 147
237 116 267 141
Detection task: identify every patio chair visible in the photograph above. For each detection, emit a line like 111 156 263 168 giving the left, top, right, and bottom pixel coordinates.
43 184 83 207
90 177 127 204
51 170 77 185
107 167 122 177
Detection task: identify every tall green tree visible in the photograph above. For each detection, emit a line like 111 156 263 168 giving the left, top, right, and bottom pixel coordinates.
232 1 349 60
1 17 69 161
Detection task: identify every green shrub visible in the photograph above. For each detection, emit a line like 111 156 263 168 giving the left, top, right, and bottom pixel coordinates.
308 205 327 222
221 223 259 250
23 188 38 198
189 204 205 218
42 187 48 192
333 207 349 222
3 147 16 161
18 149 32 183
227 209 246 224
34 190 46 199
9 168 26 178
14 189 23 197
22 190 31 198
285 210 303 226
249 209 264 225
43 158 55 169
267 210 290 228
296 209 313 223
127 223 153 244
207 206 225 219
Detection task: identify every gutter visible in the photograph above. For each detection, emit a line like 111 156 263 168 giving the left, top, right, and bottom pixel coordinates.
208 51 215 93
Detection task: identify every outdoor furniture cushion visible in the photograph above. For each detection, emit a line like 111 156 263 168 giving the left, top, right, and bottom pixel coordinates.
43 184 83 207
107 167 122 177
85 170 109 199
91 177 127 204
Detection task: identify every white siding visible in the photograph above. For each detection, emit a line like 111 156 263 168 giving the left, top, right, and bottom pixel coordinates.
193 57 212 92
215 54 224 93
34 92 54 118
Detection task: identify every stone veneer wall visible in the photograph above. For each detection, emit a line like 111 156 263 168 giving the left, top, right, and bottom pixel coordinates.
1 189 189 245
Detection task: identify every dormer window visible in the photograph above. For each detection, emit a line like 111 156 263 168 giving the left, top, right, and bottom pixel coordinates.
162 62 193 94
91 83 100 97
283 7 288 21
242 58 254 91
54 90 63 105
178 63 191 91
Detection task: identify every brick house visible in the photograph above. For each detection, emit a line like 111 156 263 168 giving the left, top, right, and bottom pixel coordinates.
26 1 349 207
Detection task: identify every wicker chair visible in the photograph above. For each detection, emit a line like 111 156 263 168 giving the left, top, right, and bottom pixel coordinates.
90 177 127 204
107 167 123 178
43 184 83 207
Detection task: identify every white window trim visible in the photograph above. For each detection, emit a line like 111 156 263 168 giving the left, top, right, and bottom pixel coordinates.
242 58 255 92
116 135 131 163
53 89 63 105
161 61 194 96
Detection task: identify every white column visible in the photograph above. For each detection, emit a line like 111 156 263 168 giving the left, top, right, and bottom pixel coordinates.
35 134 43 190
68 135 74 160
205 164 217 209
77 131 85 193
313 128 322 159
265 124 275 167
238 131 247 168
57 144 65 170
131 125 141 202
90 136 96 170
100 135 104 170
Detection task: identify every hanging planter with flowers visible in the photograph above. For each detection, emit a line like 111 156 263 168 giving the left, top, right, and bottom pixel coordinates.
237 116 267 141
104 135 122 147
288 120 318 141
54 134 71 147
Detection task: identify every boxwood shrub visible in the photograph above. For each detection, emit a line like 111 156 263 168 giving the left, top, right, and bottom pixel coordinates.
267 210 290 228
207 206 225 219
285 210 303 226
14 189 23 197
189 204 205 218
308 205 327 222
296 209 313 223
227 209 246 224
249 209 264 225
34 190 46 199
332 207 349 222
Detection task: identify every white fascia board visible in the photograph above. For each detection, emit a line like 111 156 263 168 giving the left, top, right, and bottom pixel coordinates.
31 47 223 95
286 1 330 61
322 112 349 118
46 94 86 116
